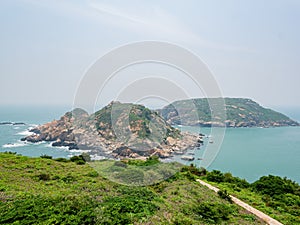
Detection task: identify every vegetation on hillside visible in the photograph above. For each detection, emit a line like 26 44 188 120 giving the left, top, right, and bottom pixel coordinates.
94 101 180 140
0 152 269 225
203 170 300 224
160 98 299 127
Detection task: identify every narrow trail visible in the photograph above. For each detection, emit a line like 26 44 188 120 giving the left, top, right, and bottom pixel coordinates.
196 179 284 225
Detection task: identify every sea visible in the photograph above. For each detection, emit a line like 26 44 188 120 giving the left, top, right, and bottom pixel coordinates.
0 105 299 184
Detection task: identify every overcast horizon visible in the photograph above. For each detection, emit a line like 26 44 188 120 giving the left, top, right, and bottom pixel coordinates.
1 0 300 110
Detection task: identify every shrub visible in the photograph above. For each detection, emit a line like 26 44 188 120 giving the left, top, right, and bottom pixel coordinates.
184 171 196 181
218 189 233 203
54 158 69 163
86 171 99 177
252 175 300 197
194 202 233 223
70 155 86 165
0 195 97 224
61 175 75 183
36 173 51 181
181 164 206 176
98 186 159 224
127 156 160 167
4 151 17 155
206 170 225 183
40 155 52 159
81 152 91 162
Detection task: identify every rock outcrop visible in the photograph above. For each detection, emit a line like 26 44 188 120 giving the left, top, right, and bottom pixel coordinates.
22 102 198 159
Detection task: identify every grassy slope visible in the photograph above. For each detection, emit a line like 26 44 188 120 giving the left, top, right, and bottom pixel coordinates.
0 153 265 225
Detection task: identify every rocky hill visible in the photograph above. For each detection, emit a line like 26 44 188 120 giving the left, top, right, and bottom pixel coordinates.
22 102 198 159
160 98 299 127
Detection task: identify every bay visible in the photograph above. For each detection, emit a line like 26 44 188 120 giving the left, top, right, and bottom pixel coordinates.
177 126 300 183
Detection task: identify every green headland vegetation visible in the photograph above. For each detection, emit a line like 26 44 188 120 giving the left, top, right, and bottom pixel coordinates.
0 152 299 224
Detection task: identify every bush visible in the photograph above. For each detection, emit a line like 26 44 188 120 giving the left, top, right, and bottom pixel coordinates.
36 173 51 181
54 158 69 163
40 155 52 159
0 195 97 225
252 175 300 197
3 151 17 155
98 186 159 224
86 171 99 178
184 171 196 181
70 155 86 165
194 202 234 223
61 175 76 183
127 156 160 167
206 170 225 183
181 164 206 176
206 171 250 188
81 152 91 162
218 189 233 203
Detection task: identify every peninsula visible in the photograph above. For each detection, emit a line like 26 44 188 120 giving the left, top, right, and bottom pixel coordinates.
160 98 298 127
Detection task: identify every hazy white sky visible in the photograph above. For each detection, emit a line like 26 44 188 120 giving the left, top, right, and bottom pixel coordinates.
1 0 300 109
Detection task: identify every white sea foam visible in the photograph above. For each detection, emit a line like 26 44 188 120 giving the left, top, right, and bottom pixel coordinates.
44 142 69 150
90 154 106 160
55 146 70 150
17 130 34 136
32 141 46 145
45 142 54 148
69 149 91 153
3 142 27 148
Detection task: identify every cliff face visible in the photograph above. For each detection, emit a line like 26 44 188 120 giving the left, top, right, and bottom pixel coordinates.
22 102 198 159
160 98 299 127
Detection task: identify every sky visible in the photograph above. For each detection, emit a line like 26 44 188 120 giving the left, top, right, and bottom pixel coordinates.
1 0 300 111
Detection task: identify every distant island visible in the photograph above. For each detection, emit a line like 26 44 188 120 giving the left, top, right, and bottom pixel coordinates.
160 98 299 127
21 98 298 159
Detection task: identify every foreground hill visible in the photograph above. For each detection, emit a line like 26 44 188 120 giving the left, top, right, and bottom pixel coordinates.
22 102 198 159
160 98 299 127
0 152 265 224
0 152 299 224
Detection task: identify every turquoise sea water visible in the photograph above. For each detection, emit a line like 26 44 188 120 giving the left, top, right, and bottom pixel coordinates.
0 106 299 183
176 126 300 183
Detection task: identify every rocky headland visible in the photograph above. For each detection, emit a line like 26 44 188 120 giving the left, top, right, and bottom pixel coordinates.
22 102 199 159
159 98 299 127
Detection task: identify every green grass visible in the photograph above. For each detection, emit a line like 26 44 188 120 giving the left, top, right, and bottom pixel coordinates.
0 152 274 224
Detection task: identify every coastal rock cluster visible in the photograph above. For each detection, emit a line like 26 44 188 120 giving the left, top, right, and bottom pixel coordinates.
22 102 198 159
0 122 26 126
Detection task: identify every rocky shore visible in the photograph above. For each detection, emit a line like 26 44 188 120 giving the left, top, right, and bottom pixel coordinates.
21 103 199 159
0 122 26 126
